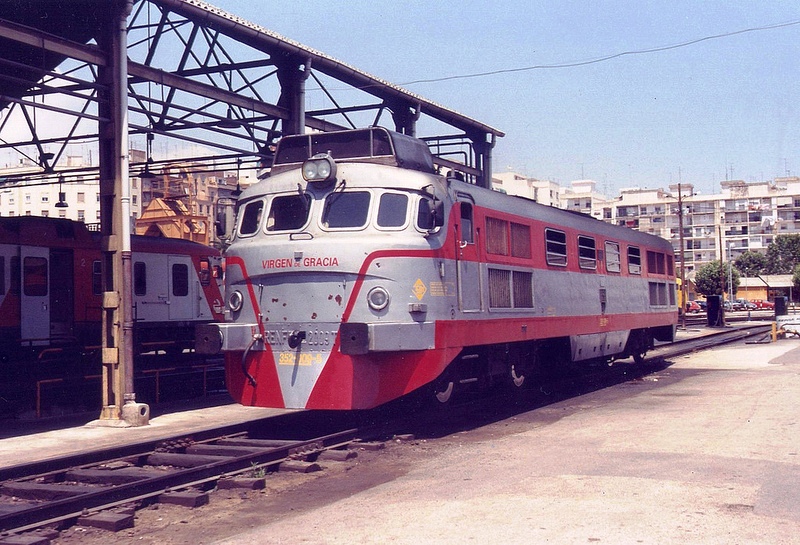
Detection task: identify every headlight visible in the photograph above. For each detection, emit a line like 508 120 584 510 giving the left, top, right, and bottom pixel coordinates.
302 153 337 183
367 286 390 311
228 290 244 312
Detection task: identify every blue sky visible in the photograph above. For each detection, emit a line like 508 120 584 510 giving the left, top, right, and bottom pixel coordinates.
212 1 800 195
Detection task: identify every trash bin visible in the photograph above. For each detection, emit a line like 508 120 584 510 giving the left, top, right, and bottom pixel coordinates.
706 295 723 327
775 296 788 317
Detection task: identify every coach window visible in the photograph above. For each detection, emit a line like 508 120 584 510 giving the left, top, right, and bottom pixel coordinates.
23 256 48 296
134 261 147 295
238 199 264 236
605 241 621 273
376 192 408 228
322 191 371 229
460 203 474 244
628 246 642 274
172 263 189 297
545 228 567 266
578 235 597 269
266 194 311 232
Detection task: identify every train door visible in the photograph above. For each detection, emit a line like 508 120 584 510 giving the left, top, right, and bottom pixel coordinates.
49 249 74 340
167 255 193 321
456 201 482 312
20 246 49 345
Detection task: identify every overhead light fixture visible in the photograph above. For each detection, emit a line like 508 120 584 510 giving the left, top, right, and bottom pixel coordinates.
218 106 238 129
137 130 159 180
55 175 68 208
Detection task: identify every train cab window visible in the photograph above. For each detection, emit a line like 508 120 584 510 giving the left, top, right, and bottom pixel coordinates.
133 261 147 295
322 191 370 229
92 260 103 295
417 197 444 231
545 228 567 266
578 236 597 269
605 241 621 273
172 263 189 297
23 256 48 297
376 193 408 228
460 203 474 244
266 194 311 232
628 246 642 274
238 200 264 236
199 259 211 287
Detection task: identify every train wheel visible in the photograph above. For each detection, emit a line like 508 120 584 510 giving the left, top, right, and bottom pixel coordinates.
633 350 647 364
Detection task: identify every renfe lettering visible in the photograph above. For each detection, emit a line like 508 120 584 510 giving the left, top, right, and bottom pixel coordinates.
262 256 340 269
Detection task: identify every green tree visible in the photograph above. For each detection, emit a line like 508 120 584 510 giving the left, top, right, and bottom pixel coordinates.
765 234 800 274
695 260 740 297
734 250 767 277
793 264 800 294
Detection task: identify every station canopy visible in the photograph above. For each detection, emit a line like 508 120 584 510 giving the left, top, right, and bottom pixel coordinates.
0 0 503 187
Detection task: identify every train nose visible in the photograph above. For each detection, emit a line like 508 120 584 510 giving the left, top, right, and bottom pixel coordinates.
288 330 306 348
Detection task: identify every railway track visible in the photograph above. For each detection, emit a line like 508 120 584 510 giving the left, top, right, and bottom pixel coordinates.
0 323 775 541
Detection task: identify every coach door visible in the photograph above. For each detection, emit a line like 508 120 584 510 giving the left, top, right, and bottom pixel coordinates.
168 255 193 321
456 201 482 312
49 249 74 340
20 246 50 345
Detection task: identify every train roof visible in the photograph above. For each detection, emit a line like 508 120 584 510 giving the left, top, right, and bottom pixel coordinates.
271 127 436 176
0 216 219 256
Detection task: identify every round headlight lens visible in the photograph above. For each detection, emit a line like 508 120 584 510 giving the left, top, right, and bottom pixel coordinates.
367 287 390 311
302 161 319 180
228 290 244 312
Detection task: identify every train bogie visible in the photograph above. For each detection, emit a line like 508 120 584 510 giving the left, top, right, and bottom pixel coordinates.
201 127 677 410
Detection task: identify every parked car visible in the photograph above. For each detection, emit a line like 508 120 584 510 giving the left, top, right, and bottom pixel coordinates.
685 301 702 313
735 299 757 310
696 300 707 311
724 300 744 311
751 299 775 309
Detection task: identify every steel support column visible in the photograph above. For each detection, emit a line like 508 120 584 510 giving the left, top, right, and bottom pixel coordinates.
96 0 146 425
277 58 311 136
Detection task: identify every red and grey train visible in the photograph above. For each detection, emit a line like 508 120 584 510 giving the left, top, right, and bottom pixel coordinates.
0 216 224 368
198 127 677 410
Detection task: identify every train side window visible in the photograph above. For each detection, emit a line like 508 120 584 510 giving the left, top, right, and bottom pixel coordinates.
376 193 408 228
172 263 189 297
238 199 264 236
486 217 508 255
667 255 674 276
460 203 474 244
266 194 311 232
647 250 667 274
322 191 371 229
511 222 531 259
10 256 19 295
545 228 567 266
92 260 103 295
0 256 4 295
578 235 597 269
605 241 621 273
628 246 642 274
23 256 48 296
133 261 147 295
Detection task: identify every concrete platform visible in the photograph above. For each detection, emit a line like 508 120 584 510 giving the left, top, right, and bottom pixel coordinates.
0 402 288 470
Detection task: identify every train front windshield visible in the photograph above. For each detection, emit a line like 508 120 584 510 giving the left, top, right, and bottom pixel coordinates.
236 189 436 236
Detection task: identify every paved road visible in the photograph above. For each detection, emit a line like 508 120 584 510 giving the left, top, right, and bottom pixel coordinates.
216 338 800 545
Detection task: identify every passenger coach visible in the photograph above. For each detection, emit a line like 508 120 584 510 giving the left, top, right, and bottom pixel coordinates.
198 127 677 410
